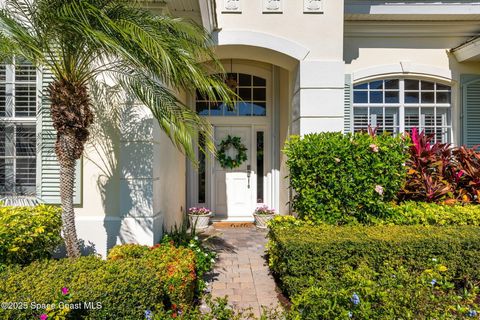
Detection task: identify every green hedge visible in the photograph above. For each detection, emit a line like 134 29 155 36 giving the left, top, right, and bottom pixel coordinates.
289 263 479 320
283 132 408 224
386 201 480 226
0 205 62 265
268 224 480 298
0 244 197 319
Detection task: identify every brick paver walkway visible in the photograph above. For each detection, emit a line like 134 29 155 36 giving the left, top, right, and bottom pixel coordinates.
204 226 281 316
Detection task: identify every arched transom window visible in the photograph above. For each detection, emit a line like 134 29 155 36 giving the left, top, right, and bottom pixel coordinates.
196 73 267 117
353 79 452 143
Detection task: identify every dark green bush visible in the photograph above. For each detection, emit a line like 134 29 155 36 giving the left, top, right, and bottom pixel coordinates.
0 244 197 319
148 295 288 320
289 263 479 320
283 132 408 224
0 204 62 265
268 224 480 298
386 201 480 226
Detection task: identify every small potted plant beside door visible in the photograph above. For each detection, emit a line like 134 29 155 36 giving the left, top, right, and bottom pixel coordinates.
253 205 276 229
188 207 212 230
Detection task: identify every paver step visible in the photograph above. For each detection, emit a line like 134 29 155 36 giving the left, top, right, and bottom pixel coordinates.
204 227 282 317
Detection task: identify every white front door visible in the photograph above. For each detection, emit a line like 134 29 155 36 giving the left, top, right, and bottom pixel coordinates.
213 126 255 220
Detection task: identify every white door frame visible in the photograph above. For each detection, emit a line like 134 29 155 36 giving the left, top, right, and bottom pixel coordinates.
187 61 279 220
210 124 271 220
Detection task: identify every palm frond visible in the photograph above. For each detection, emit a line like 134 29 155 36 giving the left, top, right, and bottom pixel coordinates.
120 71 215 164
0 0 233 162
52 0 234 104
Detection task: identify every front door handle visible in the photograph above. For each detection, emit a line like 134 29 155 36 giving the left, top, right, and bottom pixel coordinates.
246 165 251 189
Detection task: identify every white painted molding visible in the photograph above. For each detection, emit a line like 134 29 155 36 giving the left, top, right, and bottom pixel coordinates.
263 0 282 13
346 2 480 16
345 21 480 38
304 0 323 13
199 0 217 32
212 30 310 61
352 63 453 83
452 37 480 62
222 0 241 13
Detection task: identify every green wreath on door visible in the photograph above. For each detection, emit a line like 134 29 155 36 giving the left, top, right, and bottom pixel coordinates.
217 135 248 169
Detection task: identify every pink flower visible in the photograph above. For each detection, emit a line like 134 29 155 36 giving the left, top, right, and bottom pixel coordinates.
61 287 69 295
40 314 48 320
370 144 379 153
188 207 211 215
375 185 384 196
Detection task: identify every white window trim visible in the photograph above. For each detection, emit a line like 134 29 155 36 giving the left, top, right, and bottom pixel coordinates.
353 78 453 143
0 59 38 196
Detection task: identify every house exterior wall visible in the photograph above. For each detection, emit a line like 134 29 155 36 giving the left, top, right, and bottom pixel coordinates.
214 1 346 136
60 1 480 255
344 20 480 146
74 105 159 256
216 1 344 60
154 92 187 233
208 0 480 219
4 0 480 256
74 101 186 257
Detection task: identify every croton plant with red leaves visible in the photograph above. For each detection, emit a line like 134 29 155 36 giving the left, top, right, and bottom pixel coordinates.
400 128 480 204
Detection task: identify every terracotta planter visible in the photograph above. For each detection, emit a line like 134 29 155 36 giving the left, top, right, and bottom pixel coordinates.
253 213 275 229
189 213 212 229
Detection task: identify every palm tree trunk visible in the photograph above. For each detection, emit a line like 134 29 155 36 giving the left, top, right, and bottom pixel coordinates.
58 134 81 258
50 79 93 258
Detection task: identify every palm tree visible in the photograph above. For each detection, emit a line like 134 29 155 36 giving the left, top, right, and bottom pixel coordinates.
0 0 232 257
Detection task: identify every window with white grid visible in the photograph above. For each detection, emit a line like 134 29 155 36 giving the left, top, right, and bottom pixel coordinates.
353 78 452 143
0 59 38 196
195 73 267 117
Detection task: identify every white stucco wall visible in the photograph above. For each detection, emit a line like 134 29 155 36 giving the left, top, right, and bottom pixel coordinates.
30 1 480 254
155 91 187 233
278 67 291 215
215 1 346 136
74 93 186 257
216 1 344 60
345 26 480 146
74 103 162 257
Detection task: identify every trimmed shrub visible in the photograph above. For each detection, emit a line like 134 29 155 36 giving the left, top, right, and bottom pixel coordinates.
386 201 480 226
107 243 150 260
108 243 197 307
0 204 62 265
0 244 197 319
149 295 288 320
289 263 479 320
268 224 480 298
284 132 408 224
160 234 216 290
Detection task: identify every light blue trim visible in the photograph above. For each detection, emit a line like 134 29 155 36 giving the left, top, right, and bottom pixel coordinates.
461 74 480 147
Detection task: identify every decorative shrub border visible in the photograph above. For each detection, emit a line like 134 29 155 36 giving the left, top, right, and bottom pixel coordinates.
268 223 480 297
0 205 62 266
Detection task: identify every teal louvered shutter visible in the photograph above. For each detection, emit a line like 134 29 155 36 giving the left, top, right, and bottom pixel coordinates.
344 74 353 134
37 68 82 205
461 75 480 148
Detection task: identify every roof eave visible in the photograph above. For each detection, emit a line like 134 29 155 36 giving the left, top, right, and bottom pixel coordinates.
451 36 480 62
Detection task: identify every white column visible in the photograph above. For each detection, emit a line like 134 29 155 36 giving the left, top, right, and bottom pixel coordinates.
292 60 345 135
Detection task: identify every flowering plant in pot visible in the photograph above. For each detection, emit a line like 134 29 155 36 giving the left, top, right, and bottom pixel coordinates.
253 205 276 228
188 207 212 229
